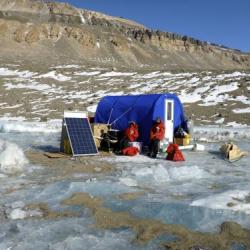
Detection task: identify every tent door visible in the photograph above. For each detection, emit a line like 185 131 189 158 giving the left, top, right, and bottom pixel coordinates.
164 99 174 143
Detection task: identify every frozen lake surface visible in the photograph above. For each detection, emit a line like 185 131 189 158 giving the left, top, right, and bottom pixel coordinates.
0 119 250 249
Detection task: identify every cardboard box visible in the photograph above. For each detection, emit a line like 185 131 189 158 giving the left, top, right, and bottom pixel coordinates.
91 123 109 148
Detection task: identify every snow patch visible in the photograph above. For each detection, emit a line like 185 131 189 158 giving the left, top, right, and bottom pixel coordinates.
78 11 86 24
4 82 52 91
36 71 71 82
75 71 100 76
0 67 36 78
215 118 225 124
233 95 250 105
87 105 97 113
226 122 248 128
0 139 28 174
9 209 27 220
200 82 239 106
180 86 209 103
100 72 136 77
233 107 250 114
215 71 247 80
53 65 81 69
191 190 250 214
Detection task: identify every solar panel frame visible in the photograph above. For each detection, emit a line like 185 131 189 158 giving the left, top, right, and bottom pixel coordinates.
64 117 98 156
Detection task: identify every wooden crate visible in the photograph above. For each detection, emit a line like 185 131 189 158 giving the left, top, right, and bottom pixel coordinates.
63 139 72 154
91 123 109 148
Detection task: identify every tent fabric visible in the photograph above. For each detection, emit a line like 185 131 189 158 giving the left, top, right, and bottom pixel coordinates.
94 93 186 145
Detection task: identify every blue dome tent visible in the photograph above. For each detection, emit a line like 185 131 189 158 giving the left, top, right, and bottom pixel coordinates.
94 93 186 145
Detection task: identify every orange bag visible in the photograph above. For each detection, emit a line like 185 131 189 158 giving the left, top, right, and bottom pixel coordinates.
166 143 185 161
122 146 139 156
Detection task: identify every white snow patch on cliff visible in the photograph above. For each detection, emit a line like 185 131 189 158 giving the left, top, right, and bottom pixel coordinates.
233 107 250 114
36 71 71 81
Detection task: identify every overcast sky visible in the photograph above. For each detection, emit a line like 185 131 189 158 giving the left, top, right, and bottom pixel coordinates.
57 0 250 52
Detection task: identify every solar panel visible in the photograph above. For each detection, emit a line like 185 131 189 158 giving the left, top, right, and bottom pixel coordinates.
65 117 98 156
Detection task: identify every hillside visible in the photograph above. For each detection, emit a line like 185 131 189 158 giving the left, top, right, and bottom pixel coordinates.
0 0 250 70
0 63 249 126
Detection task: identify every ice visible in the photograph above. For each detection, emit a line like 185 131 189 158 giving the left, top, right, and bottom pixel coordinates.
11 201 25 209
119 177 138 187
0 219 139 250
9 208 27 219
0 139 28 174
52 231 135 250
67 181 134 198
107 154 156 164
131 164 170 184
0 119 61 133
167 165 209 181
191 190 250 214
226 122 248 128
194 125 250 141
0 121 250 247
129 164 209 186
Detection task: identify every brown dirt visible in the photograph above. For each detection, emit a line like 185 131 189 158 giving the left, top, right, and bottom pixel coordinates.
26 151 114 175
61 192 250 249
117 191 146 201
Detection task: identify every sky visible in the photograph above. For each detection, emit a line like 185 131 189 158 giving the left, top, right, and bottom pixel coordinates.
56 0 250 52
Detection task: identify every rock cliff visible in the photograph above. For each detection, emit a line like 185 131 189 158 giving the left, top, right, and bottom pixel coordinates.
0 0 250 70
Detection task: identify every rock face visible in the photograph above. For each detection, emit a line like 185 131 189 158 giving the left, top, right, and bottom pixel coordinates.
0 0 250 70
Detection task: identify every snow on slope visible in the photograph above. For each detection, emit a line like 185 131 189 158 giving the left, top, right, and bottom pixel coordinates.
0 64 249 125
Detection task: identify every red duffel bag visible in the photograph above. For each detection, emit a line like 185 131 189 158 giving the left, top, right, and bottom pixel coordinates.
166 143 185 161
122 146 139 156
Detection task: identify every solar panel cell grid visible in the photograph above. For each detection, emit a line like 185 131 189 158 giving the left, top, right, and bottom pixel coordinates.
65 117 98 156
